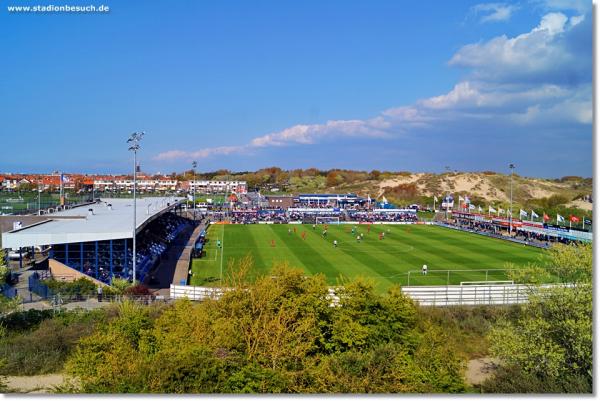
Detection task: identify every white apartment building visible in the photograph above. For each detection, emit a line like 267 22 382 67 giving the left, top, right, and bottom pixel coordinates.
93 179 116 191
94 179 179 192
188 180 247 194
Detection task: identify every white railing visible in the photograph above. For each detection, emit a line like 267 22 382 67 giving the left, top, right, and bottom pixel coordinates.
170 283 567 307
170 284 226 300
401 283 563 306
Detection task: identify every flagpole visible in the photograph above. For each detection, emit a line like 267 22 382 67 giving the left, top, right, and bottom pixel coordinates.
59 171 64 206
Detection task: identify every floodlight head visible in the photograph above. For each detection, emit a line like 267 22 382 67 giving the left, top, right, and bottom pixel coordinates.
192 161 198 169
128 132 145 143
509 163 515 169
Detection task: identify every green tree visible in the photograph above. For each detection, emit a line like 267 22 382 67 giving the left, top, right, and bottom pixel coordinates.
42 277 97 299
0 249 19 316
65 261 466 393
484 243 592 393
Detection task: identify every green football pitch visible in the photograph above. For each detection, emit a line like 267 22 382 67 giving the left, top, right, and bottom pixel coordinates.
189 223 545 292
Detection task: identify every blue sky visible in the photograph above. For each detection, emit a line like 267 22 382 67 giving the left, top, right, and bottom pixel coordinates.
0 0 592 177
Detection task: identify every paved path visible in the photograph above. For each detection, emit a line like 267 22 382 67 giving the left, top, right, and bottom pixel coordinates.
12 268 43 303
465 357 500 386
147 219 207 295
4 374 72 393
170 220 208 289
18 298 114 312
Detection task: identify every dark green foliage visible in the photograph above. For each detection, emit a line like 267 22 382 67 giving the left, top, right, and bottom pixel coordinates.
480 365 591 393
487 243 593 394
42 278 97 298
0 309 55 334
0 309 106 375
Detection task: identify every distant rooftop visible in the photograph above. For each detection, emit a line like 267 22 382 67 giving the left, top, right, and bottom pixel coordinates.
2 197 183 248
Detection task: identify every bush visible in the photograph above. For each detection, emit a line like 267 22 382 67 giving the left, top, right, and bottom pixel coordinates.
124 284 153 296
0 309 107 375
480 365 591 393
42 278 97 299
65 263 467 393
0 309 54 334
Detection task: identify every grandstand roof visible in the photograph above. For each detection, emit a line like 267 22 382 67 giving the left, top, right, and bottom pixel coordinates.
1 197 184 249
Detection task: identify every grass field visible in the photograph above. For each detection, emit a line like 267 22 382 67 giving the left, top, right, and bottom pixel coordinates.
0 192 90 214
189 223 546 292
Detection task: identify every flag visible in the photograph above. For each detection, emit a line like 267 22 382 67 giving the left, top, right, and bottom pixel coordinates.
60 174 70 183
458 196 464 202
519 209 527 218
570 215 580 223
382 196 388 204
531 210 539 219
469 204 475 210
584 218 592 225
367 194 371 203
464 195 471 204
498 208 505 214
557 214 565 223
543 213 550 221
478 205 482 212
489 206 497 213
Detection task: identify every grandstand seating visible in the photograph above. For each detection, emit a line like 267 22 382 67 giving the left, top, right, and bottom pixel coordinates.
52 212 193 284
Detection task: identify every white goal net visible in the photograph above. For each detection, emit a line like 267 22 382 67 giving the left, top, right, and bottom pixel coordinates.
316 216 341 225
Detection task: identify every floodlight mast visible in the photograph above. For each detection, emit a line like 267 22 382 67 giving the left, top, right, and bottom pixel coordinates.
128 132 144 283
509 163 515 235
192 161 198 220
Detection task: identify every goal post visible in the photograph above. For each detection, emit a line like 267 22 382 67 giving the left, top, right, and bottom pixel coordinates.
316 216 341 225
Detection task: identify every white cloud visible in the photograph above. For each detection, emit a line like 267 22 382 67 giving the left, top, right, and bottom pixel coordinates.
509 84 592 125
154 11 591 163
471 3 519 23
449 11 590 85
533 12 568 34
154 146 245 161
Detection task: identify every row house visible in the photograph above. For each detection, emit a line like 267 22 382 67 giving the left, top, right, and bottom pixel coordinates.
93 178 118 191
0 176 21 190
188 180 247 194
94 178 179 192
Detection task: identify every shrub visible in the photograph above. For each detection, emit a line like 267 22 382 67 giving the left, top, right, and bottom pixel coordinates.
124 284 153 296
480 365 591 393
0 309 54 333
42 278 97 298
0 310 107 375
